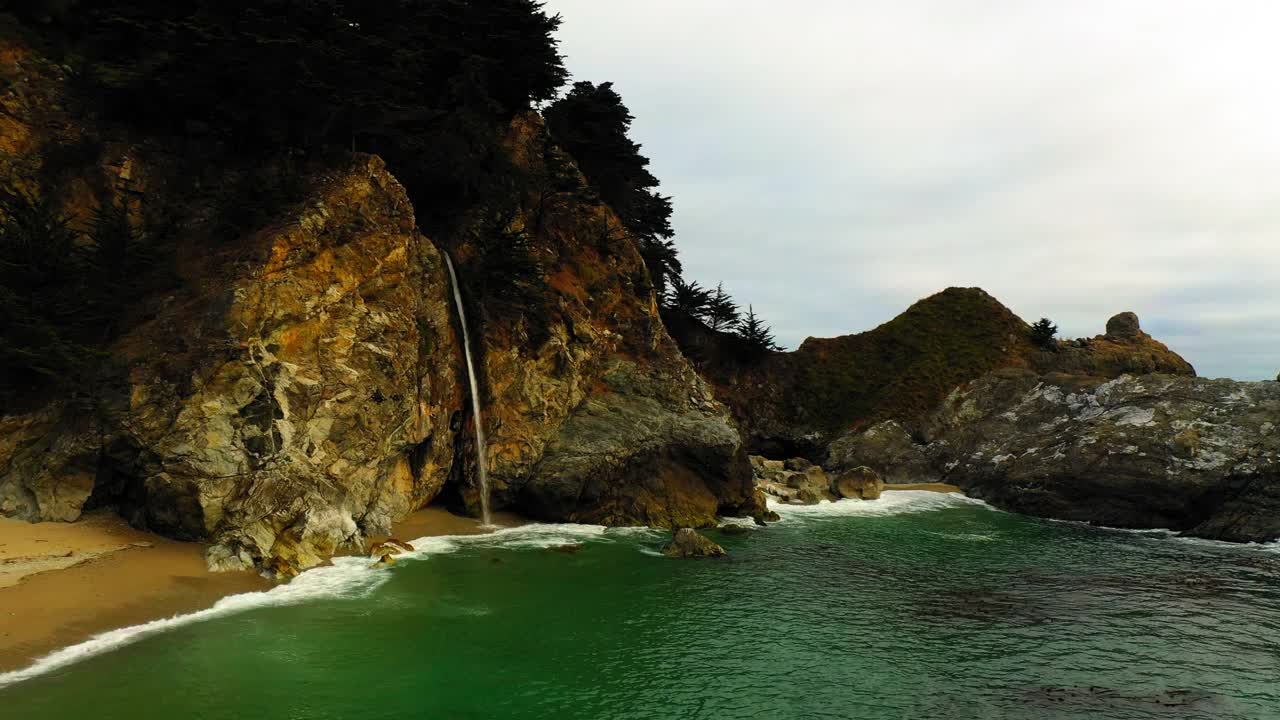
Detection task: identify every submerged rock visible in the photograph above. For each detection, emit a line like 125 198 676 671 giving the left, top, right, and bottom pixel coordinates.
369 538 416 558
661 528 727 558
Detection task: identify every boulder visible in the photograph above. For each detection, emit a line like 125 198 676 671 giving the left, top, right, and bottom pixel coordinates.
826 421 935 484
832 466 885 500
1105 312 1142 340
661 528 727 558
793 487 824 505
784 457 813 472
369 538 416 558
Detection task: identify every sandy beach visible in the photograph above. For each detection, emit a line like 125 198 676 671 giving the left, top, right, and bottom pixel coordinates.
0 511 268 673
0 506 521 674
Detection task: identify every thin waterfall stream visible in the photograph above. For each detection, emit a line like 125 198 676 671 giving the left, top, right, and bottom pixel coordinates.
443 251 491 527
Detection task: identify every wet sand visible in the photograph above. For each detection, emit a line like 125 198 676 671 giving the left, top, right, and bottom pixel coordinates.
884 482 965 494
0 512 268 673
381 506 525 544
0 506 523 674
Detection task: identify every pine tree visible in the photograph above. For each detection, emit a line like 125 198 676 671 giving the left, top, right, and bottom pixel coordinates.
737 305 781 355
706 282 741 332
545 81 679 294
1029 317 1058 349
665 276 712 320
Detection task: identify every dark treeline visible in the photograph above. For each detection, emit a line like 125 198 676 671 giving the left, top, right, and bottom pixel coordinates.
543 81 781 358
1 1 780 404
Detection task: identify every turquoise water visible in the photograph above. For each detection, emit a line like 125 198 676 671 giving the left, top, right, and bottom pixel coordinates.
3 491 1279 720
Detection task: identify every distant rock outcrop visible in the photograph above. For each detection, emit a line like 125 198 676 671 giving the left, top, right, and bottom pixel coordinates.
1035 312 1195 378
676 289 1196 464
831 370 1280 543
682 288 1042 459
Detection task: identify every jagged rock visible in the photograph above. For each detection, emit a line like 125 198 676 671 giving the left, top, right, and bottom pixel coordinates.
832 466 884 500
850 370 1280 542
750 458 836 504
0 155 464 572
0 407 101 522
1168 429 1201 459
1038 312 1195 378
369 538 415 557
826 420 932 484
0 38 767 571
793 487 824 505
661 528 727 558
476 115 765 529
1105 312 1142 339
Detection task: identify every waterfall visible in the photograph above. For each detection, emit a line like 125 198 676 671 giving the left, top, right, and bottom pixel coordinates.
443 252 492 527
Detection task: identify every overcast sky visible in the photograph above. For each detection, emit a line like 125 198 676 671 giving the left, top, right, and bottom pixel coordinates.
543 1 1280 380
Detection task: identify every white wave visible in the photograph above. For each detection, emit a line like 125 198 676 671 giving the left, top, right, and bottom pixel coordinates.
407 522 663 552
768 490 990 519
1041 516 1280 554
0 555 390 690
0 521 663 690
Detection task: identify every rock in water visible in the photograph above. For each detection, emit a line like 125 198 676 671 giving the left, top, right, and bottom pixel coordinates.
832 467 884 500
843 371 1280 543
662 528 727 558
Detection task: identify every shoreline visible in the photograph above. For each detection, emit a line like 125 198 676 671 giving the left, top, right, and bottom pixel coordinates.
883 482 964 494
0 491 950 678
0 506 517 675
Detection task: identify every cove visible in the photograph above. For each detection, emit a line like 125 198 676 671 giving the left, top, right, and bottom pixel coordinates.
2 493 1279 720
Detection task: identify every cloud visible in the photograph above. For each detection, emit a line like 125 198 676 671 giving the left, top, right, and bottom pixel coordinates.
543 0 1280 379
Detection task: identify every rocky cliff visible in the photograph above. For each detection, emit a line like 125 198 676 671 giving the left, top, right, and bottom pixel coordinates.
827 319 1279 543
0 155 466 575
680 288 1196 462
0 35 763 573
459 115 763 528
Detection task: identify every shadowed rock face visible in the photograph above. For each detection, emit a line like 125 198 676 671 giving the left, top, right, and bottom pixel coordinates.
830 370 1280 543
0 38 764 570
466 115 765 529
0 156 466 574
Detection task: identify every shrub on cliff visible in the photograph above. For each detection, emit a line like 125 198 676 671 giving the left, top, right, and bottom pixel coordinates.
1030 318 1059 349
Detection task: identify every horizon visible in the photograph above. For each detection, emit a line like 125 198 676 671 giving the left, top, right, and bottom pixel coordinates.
544 0 1280 380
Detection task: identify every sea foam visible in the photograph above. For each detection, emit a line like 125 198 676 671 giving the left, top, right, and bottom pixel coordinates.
0 522 660 689
768 490 991 519
0 555 390 689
